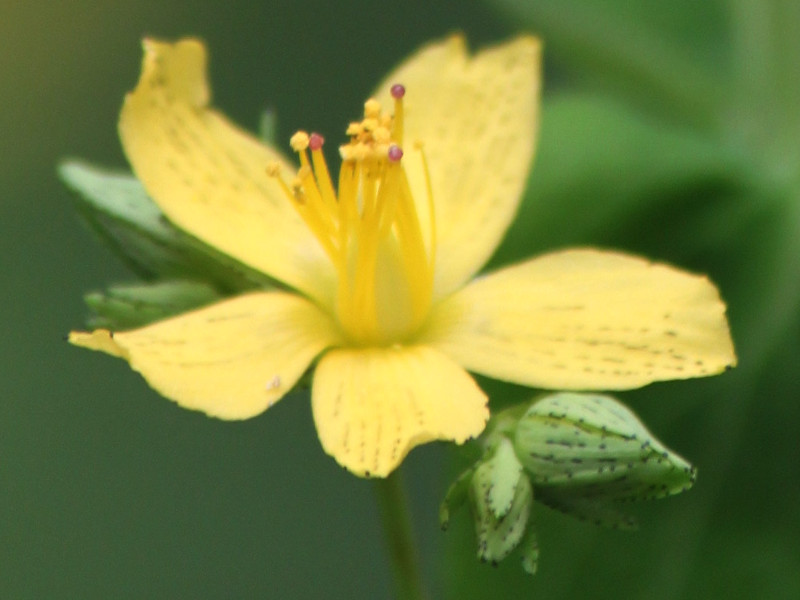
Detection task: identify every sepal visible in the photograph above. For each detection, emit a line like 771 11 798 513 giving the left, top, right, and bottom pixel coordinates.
440 438 534 568
59 160 275 292
470 438 534 565
84 280 222 330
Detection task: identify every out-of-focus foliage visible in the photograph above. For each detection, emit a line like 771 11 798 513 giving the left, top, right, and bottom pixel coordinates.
444 1 800 598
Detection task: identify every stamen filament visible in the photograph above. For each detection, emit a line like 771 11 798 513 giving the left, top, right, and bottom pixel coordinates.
309 139 339 216
269 168 338 262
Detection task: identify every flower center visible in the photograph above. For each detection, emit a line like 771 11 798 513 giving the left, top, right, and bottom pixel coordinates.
270 84 436 345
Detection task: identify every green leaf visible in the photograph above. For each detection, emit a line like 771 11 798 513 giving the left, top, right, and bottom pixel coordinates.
84 280 223 330
728 0 800 171
489 93 744 270
485 0 729 127
59 160 276 293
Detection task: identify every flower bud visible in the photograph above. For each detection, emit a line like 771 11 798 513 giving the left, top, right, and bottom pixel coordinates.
470 438 533 564
514 392 695 497
513 392 695 527
441 438 538 569
442 392 697 574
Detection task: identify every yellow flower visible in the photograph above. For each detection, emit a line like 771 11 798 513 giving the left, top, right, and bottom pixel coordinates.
70 36 736 477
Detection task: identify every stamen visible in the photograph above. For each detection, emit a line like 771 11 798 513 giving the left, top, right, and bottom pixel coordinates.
387 144 403 162
364 99 381 118
290 131 310 152
274 84 434 345
390 83 404 145
309 132 325 151
390 84 405 99
308 132 338 215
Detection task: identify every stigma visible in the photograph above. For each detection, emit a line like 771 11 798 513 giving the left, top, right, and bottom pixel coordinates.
270 84 436 345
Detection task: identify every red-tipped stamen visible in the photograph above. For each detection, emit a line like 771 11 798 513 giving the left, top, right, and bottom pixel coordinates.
390 83 405 99
309 132 325 151
387 144 403 162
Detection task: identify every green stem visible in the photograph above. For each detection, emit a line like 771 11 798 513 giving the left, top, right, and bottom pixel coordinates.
374 469 428 600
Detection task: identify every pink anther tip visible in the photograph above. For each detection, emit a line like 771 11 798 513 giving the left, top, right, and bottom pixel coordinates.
387 144 403 162
309 132 325 151
390 84 406 99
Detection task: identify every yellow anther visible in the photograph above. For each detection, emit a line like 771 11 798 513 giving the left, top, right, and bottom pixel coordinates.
364 98 381 118
373 126 391 145
361 118 379 133
290 131 310 152
346 122 363 136
340 142 370 162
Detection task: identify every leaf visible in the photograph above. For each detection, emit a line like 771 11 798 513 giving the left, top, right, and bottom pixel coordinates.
59 160 276 293
489 93 744 269
485 0 729 127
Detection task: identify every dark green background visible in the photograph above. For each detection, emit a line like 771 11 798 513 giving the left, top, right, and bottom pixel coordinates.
3 1 798 598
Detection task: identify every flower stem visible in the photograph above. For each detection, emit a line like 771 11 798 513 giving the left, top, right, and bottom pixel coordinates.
374 469 428 600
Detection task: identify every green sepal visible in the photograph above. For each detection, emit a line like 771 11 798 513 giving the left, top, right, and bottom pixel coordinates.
84 280 222 330
59 160 277 293
535 488 638 531
470 440 533 565
514 392 696 501
440 466 475 531
519 527 540 576
484 437 525 520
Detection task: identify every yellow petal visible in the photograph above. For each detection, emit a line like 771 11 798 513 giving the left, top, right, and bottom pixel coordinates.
373 35 541 298
422 249 736 390
312 345 488 477
69 292 342 419
119 39 335 304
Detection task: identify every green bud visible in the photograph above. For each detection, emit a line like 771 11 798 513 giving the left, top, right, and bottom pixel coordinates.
445 393 699 576
514 392 696 502
84 280 222 330
59 160 275 293
469 438 534 565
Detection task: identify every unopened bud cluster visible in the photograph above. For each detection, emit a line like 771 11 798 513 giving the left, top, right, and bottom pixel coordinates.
440 392 696 574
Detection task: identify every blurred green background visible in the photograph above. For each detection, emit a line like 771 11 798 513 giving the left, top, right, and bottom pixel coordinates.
3 1 798 598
